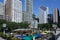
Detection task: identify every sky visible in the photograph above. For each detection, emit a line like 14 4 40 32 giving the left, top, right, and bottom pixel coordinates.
0 0 60 16
0 0 4 3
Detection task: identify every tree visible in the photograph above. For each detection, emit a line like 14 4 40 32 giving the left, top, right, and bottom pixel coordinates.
0 19 30 32
0 19 6 32
6 22 18 32
19 22 30 28
38 23 51 30
38 24 44 30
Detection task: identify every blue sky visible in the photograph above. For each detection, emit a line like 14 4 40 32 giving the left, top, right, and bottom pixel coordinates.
0 0 60 16
0 0 4 3
21 0 60 15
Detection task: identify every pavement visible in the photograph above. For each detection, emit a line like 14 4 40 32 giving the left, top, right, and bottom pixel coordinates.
0 37 5 40
57 36 60 40
55 28 60 40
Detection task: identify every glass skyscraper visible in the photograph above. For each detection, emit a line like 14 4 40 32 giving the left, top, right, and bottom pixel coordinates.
24 0 33 24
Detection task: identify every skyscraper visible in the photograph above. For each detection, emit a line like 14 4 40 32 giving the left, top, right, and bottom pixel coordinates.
0 2 5 19
39 6 48 24
53 8 59 24
5 0 22 23
24 0 33 23
4 0 6 5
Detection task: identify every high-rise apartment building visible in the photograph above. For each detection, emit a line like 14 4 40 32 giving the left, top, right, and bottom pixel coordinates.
4 0 6 5
24 0 33 23
39 6 48 24
0 2 5 19
5 0 22 23
53 8 59 23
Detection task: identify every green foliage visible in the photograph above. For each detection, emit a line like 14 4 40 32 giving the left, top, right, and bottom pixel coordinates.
0 19 30 32
6 22 18 30
19 22 30 28
11 37 20 40
0 32 7 39
0 32 20 40
0 19 6 30
38 23 51 30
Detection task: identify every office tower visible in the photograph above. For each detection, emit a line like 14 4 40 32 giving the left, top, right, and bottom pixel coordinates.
39 6 48 24
4 0 6 5
53 8 59 23
48 14 53 24
0 2 5 19
24 0 33 23
53 8 59 28
5 0 22 23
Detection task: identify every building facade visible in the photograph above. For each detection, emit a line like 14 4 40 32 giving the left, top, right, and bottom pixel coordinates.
24 0 33 23
53 8 59 23
48 14 53 24
4 0 6 5
39 6 48 24
22 11 25 22
0 2 5 19
6 0 22 23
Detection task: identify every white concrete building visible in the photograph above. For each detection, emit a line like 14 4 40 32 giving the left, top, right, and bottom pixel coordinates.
39 6 48 24
6 0 22 23
0 2 5 19
53 8 59 23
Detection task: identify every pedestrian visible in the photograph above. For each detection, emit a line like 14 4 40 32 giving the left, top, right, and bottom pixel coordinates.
23 34 32 40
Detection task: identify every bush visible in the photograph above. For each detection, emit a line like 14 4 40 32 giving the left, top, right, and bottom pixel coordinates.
0 32 21 40
0 32 7 39
11 37 20 40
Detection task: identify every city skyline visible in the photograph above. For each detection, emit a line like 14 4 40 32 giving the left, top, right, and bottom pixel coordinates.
21 0 60 16
0 0 60 16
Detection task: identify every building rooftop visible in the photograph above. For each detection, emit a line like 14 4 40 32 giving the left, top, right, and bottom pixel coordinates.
40 6 47 11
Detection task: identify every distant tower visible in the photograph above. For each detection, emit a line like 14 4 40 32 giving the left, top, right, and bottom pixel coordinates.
24 0 33 23
53 8 59 24
39 6 48 24
5 0 22 23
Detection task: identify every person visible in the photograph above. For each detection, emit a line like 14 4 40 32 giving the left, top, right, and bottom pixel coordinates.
23 34 32 40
